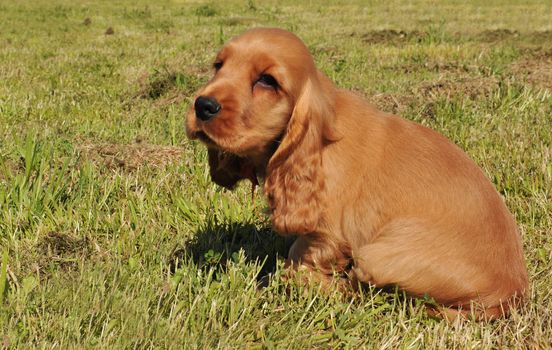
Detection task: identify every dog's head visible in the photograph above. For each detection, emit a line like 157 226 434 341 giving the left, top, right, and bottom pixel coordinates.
186 28 316 160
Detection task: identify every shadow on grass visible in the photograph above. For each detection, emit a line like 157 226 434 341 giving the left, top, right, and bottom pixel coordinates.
168 220 439 319
169 220 294 278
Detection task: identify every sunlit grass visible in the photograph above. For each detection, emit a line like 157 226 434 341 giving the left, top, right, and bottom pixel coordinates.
0 0 551 348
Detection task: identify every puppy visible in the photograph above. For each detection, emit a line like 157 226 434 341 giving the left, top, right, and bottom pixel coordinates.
186 28 528 320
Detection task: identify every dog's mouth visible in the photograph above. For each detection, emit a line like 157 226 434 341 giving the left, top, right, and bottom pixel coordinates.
194 130 215 146
192 129 259 188
189 125 285 189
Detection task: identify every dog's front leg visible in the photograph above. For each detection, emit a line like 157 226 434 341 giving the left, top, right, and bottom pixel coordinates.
284 234 352 291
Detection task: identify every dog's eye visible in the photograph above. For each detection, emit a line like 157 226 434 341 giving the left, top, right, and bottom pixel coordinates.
213 61 223 71
255 74 278 89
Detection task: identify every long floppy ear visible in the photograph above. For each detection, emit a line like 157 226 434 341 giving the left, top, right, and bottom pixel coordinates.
264 73 339 235
208 149 255 190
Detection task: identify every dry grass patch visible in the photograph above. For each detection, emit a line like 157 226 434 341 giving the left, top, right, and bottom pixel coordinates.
35 231 92 272
79 142 185 171
368 92 415 115
9 231 95 286
416 76 500 100
476 29 520 43
359 30 427 44
128 65 205 108
510 53 552 91
368 76 499 116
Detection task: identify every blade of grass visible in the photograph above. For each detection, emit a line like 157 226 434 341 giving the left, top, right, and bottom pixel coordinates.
0 249 8 302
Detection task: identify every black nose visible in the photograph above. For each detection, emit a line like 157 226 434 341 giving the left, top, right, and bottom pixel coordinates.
194 96 221 121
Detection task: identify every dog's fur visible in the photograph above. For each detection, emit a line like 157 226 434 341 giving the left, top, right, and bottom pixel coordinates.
186 28 528 320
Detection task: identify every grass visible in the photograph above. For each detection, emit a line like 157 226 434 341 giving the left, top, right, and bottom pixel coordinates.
0 0 551 348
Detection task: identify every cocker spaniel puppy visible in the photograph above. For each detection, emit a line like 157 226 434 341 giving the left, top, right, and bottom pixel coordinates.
186 28 528 320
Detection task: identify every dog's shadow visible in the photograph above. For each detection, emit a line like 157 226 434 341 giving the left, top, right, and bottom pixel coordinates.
169 220 294 277
168 220 440 320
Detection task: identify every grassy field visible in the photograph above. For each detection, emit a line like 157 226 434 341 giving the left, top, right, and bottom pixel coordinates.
0 0 551 348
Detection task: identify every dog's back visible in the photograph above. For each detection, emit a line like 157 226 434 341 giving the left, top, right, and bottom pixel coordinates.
323 89 528 318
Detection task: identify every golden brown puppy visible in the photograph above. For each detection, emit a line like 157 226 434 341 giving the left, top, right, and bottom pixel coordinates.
186 28 528 320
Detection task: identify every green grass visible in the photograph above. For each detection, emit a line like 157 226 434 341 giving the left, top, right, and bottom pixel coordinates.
0 0 551 348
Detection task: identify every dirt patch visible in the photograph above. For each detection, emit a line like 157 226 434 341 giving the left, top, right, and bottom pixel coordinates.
356 29 552 46
219 16 258 26
514 47 552 65
415 76 499 100
359 30 427 44
12 231 105 281
136 71 183 99
364 75 500 119
368 93 415 114
423 61 474 74
385 61 474 75
79 142 185 171
2 335 10 349
520 30 552 45
310 45 341 57
367 92 444 120
508 47 552 90
129 68 203 108
513 47 552 90
366 76 498 116
476 29 519 42
510 56 552 91
0 158 19 181
35 231 91 273
38 231 89 258
472 29 552 44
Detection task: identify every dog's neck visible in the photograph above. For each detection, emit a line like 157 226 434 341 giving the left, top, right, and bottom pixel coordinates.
244 131 285 181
